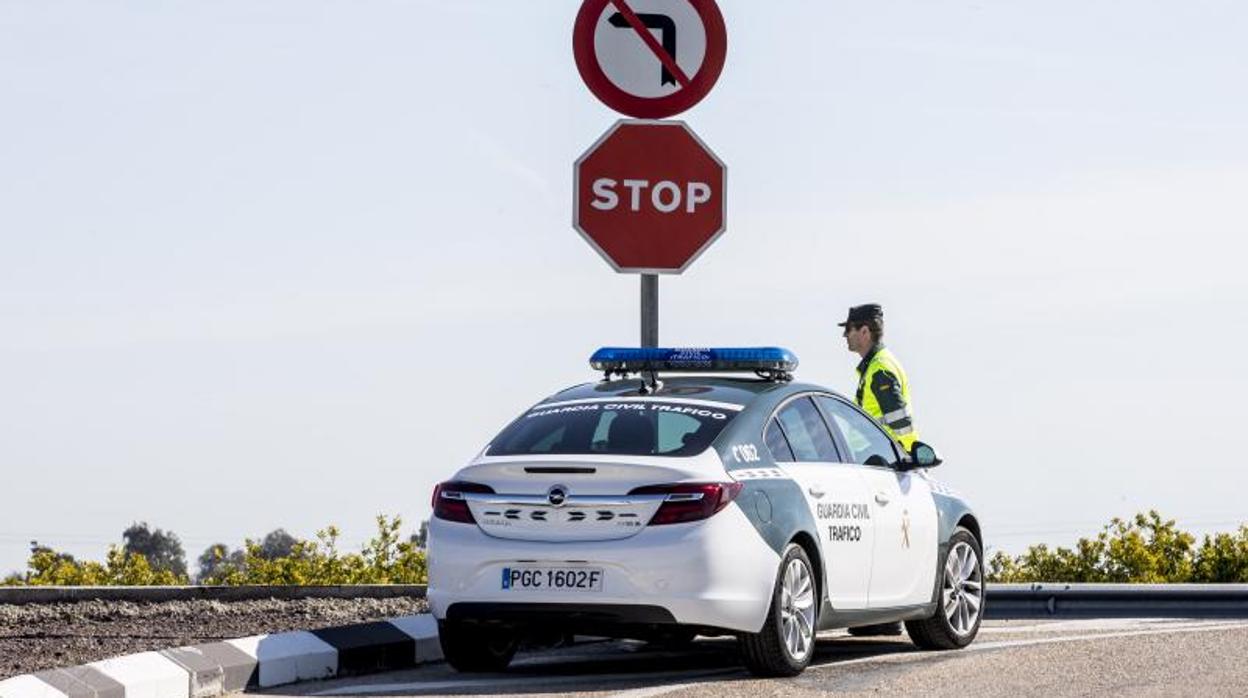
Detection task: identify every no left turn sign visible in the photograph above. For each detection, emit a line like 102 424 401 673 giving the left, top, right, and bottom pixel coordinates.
573 0 728 119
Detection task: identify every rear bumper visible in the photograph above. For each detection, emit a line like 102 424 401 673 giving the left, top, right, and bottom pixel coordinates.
444 602 680 639
446 602 677 625
427 504 779 633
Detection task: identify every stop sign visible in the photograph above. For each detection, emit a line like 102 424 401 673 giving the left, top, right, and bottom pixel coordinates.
574 120 726 274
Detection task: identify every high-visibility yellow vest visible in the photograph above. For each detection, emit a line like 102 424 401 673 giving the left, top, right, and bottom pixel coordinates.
855 345 918 450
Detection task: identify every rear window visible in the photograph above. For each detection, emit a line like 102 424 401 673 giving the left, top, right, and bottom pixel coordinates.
487 399 741 457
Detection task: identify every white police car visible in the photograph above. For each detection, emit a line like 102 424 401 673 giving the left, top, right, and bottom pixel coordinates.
428 348 983 676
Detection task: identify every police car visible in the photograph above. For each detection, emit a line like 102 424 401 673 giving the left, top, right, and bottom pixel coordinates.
428 348 983 677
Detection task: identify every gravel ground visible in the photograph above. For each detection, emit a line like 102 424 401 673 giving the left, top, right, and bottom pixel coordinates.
0 596 428 679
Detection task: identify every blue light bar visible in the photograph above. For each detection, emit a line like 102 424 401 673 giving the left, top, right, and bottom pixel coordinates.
590 347 799 374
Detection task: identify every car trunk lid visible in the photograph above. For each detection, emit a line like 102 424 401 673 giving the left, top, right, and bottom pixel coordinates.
454 454 723 542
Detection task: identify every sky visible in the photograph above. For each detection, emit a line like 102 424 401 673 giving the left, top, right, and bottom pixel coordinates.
2 0 1247 576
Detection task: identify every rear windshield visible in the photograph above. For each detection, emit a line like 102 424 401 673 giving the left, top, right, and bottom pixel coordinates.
487 399 741 457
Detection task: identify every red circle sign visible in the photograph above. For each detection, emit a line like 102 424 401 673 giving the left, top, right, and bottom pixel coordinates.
574 121 726 274
573 0 728 119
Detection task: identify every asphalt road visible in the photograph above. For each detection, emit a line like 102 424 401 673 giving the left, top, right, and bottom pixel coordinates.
254 618 1248 697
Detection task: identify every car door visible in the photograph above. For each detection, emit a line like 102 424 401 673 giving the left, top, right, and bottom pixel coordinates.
817 396 937 609
766 395 875 610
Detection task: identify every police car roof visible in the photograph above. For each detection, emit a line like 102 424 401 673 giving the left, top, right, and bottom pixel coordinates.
547 375 832 409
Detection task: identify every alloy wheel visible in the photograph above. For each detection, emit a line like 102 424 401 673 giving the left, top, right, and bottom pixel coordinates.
780 557 815 660
942 541 982 636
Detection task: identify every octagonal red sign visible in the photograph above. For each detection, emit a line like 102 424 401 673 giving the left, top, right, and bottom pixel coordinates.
574 120 726 274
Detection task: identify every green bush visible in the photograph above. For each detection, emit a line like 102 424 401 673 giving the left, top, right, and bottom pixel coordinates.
988 510 1247 583
3 515 426 587
1191 526 1248 583
3 545 186 586
196 514 427 586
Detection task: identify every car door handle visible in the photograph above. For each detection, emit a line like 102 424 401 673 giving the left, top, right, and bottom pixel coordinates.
808 487 826 499
874 493 890 505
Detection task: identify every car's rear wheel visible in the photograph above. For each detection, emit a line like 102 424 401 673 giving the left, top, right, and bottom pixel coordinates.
438 620 519 672
905 527 983 650
739 543 817 677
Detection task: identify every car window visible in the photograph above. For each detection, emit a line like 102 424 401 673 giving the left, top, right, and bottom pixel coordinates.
764 417 794 462
488 400 736 457
817 396 898 466
657 412 704 452
774 397 839 462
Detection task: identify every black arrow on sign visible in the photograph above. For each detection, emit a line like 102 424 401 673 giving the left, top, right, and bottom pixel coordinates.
608 12 678 86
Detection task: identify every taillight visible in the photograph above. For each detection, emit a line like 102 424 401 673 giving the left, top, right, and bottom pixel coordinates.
432 481 495 524
629 482 745 526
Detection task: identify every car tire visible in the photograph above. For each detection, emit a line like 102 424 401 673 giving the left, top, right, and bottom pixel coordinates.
739 543 818 677
905 526 984 650
438 620 519 672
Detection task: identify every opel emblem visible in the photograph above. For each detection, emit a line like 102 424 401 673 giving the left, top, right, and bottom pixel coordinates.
547 484 569 507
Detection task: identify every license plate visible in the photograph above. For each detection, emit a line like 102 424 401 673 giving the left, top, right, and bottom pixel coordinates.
501 566 604 592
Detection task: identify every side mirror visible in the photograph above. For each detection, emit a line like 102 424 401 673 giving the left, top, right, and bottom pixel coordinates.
910 441 943 468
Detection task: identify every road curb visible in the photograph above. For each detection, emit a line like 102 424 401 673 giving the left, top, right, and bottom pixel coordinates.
0 615 442 698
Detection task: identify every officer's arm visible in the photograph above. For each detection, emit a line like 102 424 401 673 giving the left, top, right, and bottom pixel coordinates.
871 370 914 436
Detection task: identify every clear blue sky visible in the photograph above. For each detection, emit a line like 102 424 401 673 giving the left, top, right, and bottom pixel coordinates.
2 0 1247 575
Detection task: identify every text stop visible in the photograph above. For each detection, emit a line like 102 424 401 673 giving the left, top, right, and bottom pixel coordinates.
590 178 713 214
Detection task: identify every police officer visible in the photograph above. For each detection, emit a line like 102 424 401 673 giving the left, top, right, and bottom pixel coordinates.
839 303 915 638
838 303 918 636
839 303 918 450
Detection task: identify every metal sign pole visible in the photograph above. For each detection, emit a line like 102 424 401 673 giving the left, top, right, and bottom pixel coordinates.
641 274 658 347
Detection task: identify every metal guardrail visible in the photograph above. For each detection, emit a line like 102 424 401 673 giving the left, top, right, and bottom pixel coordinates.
0 584 427 605
3 583 1247 619
986 583 1248 619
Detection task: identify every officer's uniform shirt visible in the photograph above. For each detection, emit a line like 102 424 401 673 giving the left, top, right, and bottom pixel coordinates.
855 343 918 449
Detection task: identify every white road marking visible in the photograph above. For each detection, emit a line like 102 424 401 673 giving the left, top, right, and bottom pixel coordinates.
310 668 737 696
968 621 1248 652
